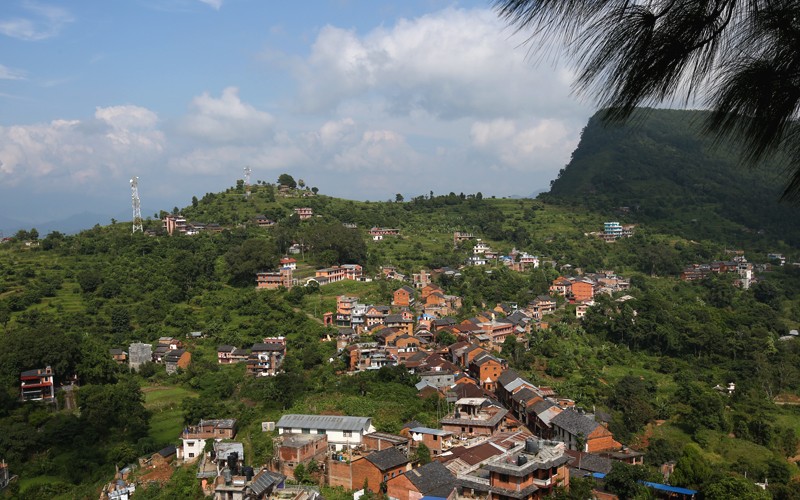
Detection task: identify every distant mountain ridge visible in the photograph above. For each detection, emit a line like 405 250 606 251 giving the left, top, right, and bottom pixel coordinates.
0 211 123 236
542 108 800 247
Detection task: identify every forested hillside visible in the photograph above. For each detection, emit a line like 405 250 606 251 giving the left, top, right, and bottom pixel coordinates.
544 108 800 247
1 158 799 497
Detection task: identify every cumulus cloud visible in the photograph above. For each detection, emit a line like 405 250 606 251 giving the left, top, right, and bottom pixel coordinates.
470 118 576 171
178 87 274 144
0 1 73 41
0 105 164 186
293 8 582 120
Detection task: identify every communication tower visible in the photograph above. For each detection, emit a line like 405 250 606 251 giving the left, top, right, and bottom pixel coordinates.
131 177 143 234
243 166 252 198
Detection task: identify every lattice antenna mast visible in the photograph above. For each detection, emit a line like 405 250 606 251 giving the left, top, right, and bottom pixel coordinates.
243 166 252 198
131 176 143 234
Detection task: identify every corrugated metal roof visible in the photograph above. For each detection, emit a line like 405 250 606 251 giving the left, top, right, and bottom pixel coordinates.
277 414 372 432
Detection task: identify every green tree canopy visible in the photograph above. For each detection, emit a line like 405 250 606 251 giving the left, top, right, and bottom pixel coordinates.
495 0 800 200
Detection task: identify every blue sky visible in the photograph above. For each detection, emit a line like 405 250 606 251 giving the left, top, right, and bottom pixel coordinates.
0 0 592 227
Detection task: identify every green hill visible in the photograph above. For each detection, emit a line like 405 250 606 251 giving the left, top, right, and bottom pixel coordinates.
543 108 800 248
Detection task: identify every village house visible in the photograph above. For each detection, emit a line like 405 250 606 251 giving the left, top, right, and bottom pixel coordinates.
162 214 188 235
408 427 455 456
165 349 191 374
363 432 412 453
217 345 249 364
254 214 275 227
385 312 414 336
275 433 328 480
386 460 458 500
294 207 313 220
483 439 570 500
109 348 127 364
351 447 410 493
178 419 237 463
469 352 505 392
393 286 416 307
280 257 297 270
128 342 152 372
246 338 287 377
20 366 55 402
369 227 400 240
474 240 492 254
256 268 294 290
365 305 391 328
550 408 621 453
454 231 475 247
440 398 510 438
412 269 432 289
212 468 285 500
276 414 376 450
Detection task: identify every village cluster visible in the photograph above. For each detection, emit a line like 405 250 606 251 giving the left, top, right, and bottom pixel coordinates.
16 221 782 500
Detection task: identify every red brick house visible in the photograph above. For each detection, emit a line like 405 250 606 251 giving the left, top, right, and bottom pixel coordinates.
484 439 570 500
386 460 457 500
393 286 416 307
352 447 410 493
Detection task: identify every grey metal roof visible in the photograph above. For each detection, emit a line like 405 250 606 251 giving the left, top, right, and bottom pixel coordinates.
550 410 599 437
511 387 537 403
403 460 456 495
252 342 285 352
364 447 409 470
497 369 521 387
277 414 372 432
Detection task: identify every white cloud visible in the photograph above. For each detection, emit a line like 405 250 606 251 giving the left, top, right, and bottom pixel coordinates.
178 87 274 144
197 0 222 10
293 8 584 120
0 1 73 41
0 63 26 80
470 118 576 171
0 105 164 186
332 129 420 173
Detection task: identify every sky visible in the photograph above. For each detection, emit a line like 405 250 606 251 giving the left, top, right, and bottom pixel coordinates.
0 0 593 227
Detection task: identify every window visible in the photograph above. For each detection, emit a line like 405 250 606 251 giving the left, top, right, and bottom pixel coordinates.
433 435 438 441
187 442 195 446
189 453 195 458
343 431 352 437
318 429 326 435
302 428 311 434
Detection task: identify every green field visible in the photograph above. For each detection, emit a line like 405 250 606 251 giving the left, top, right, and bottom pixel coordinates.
143 385 198 445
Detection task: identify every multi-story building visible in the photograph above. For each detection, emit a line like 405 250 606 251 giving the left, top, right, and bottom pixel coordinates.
256 268 294 290
246 338 286 377
179 419 237 463
163 214 188 235
484 439 570 500
20 366 55 402
276 414 376 450
440 398 510 438
294 207 313 220
128 343 152 372
217 345 249 364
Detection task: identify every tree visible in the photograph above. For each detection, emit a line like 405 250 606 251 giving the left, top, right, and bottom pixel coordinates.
495 0 800 200
395 193 404 203
298 178 305 189
225 238 279 287
311 187 319 195
278 173 297 189
413 443 431 465
603 461 650 500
